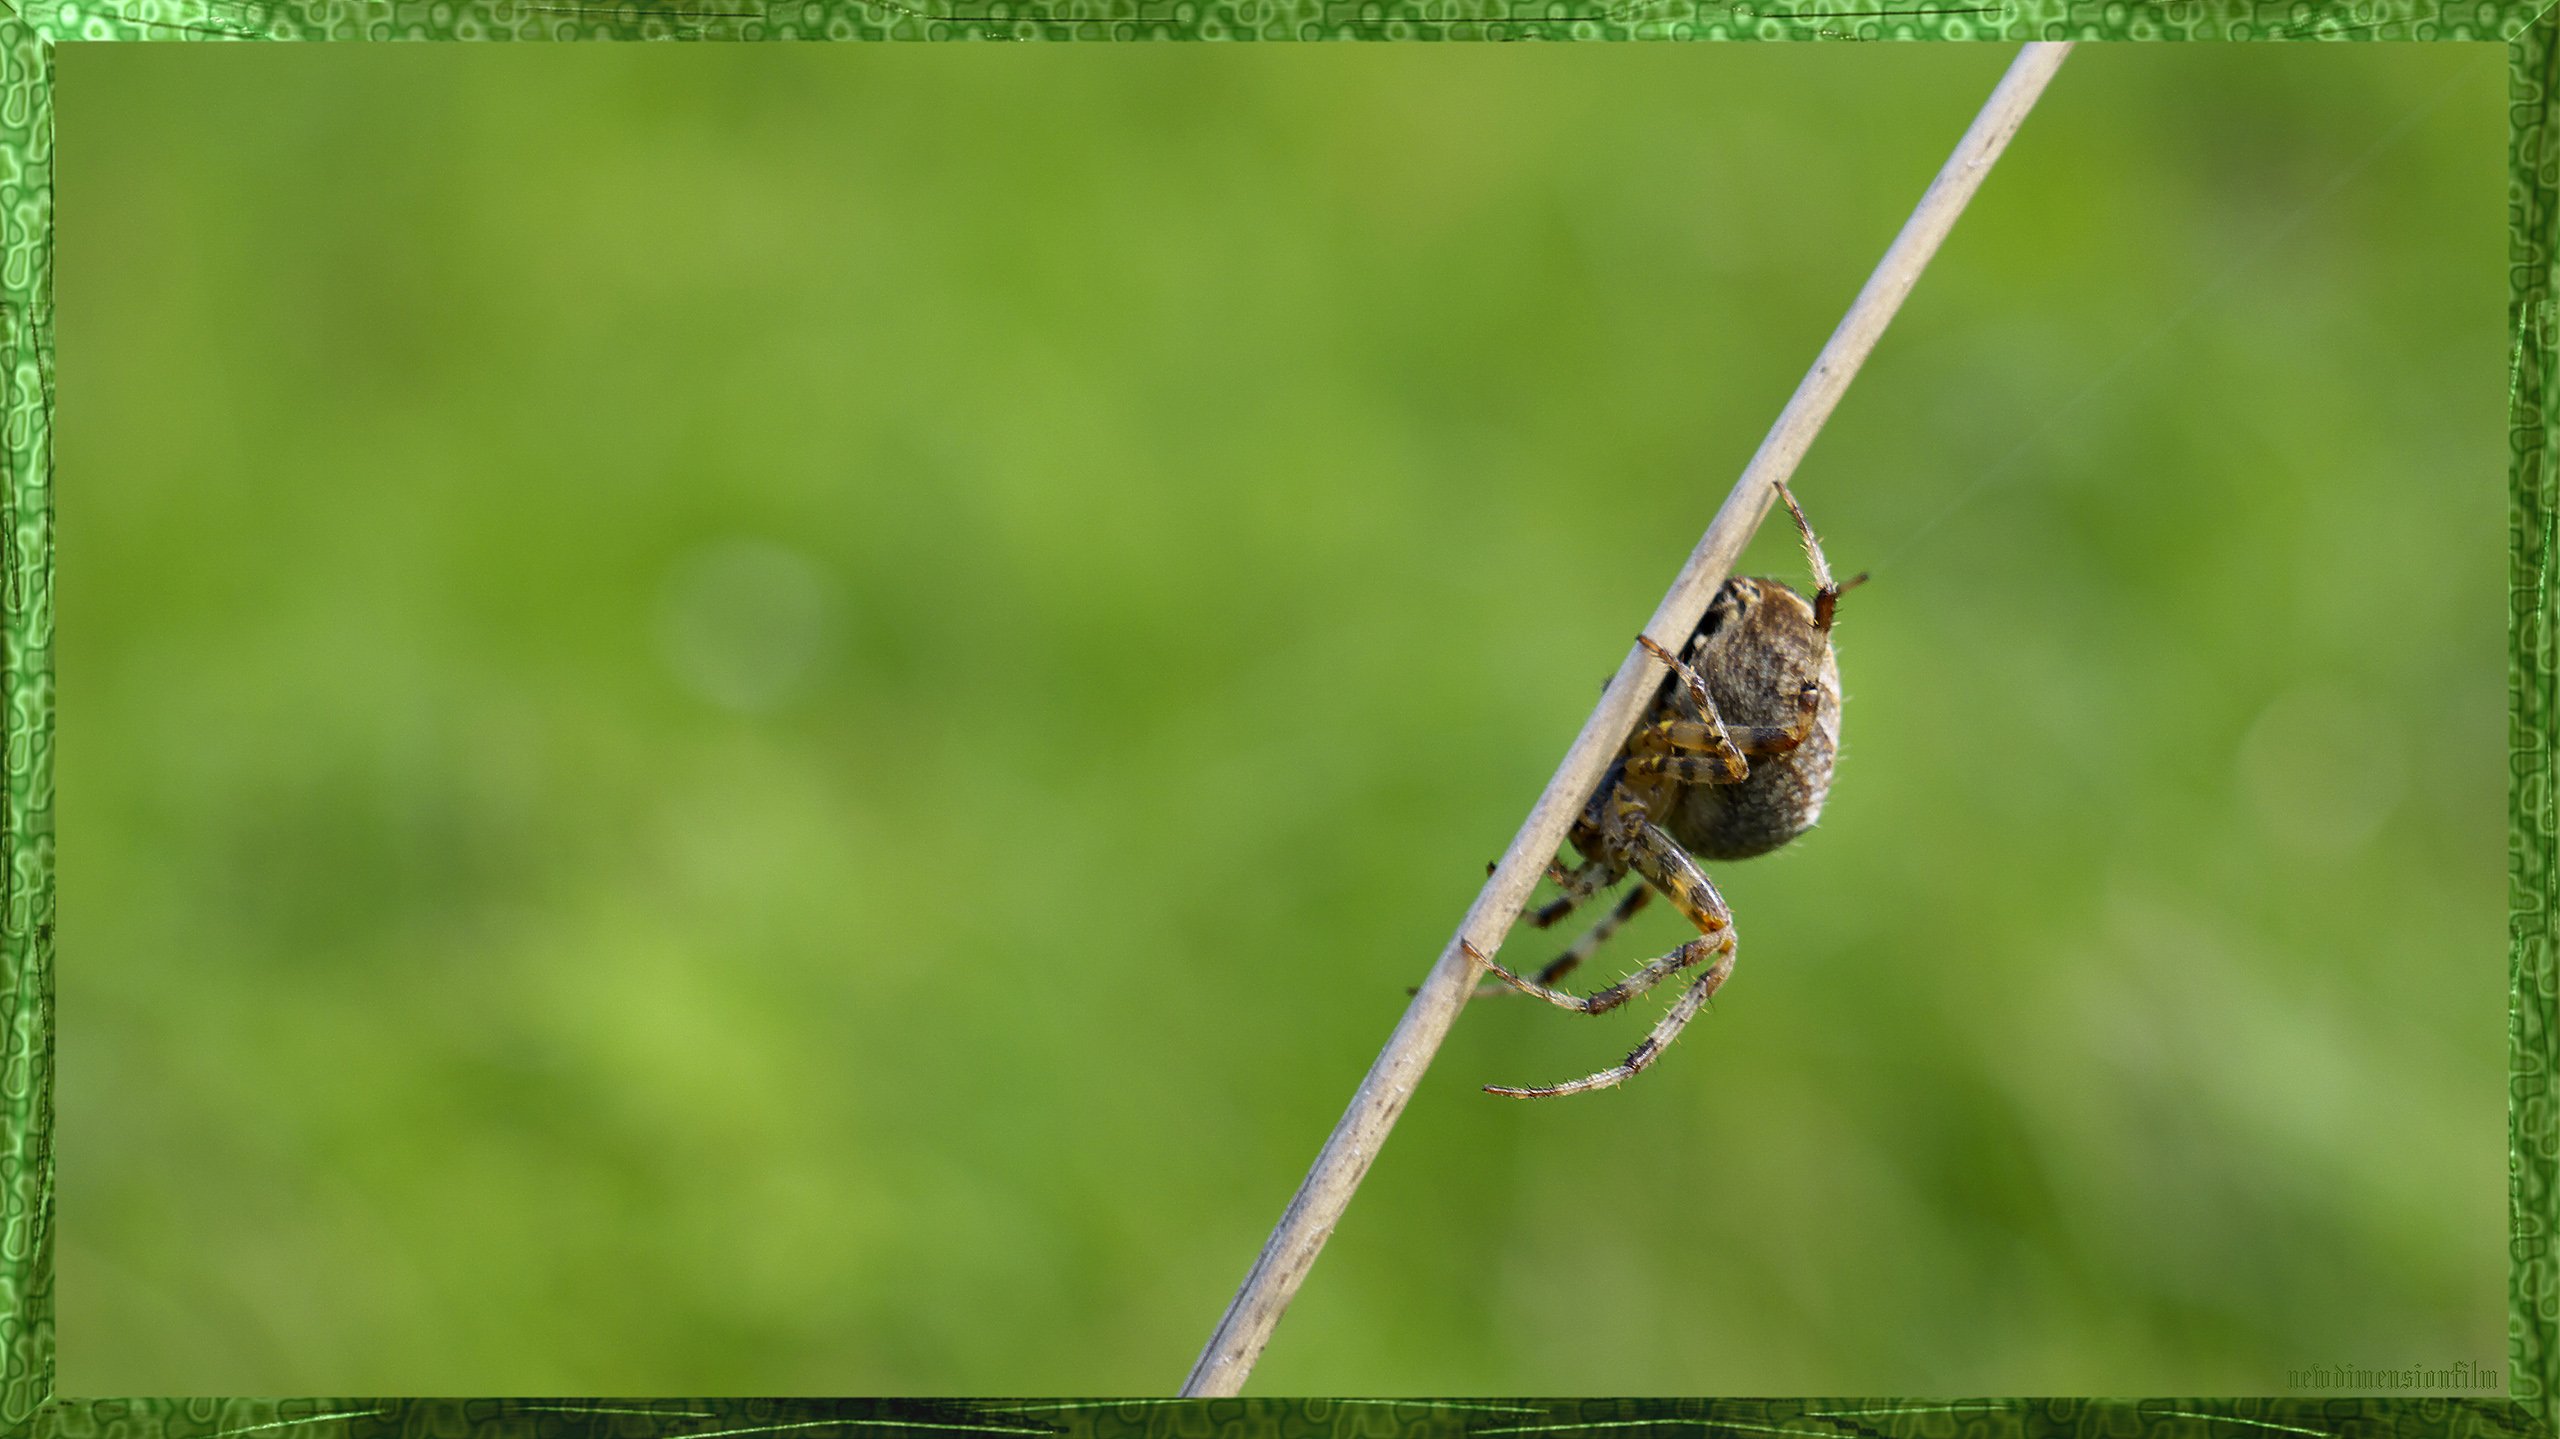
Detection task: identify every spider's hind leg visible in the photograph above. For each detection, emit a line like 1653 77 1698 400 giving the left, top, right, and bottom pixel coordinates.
1472 816 1733 1017
1481 819 1740 1099
1528 853 1618 930
1485 953 1730 1099
1471 883 1650 1000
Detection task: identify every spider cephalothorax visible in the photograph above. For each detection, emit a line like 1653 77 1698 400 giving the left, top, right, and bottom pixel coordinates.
1466 479 1856 1099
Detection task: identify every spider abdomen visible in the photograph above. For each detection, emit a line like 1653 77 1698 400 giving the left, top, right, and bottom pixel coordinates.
1657 577 1842 861
1661 665 1838 859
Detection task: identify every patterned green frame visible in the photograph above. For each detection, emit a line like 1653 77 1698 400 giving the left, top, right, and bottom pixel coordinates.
4 12 2544 1439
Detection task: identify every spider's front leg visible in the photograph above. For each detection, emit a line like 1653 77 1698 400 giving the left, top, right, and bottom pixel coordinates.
1476 812 1740 1099
1622 635 1819 786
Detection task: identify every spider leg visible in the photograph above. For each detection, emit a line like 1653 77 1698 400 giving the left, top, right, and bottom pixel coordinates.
1772 478 1865 633
1431 838 1622 1000
1481 819 1739 1098
1470 821 1732 1015
1470 884 1651 999
1730 680 1822 756
1628 682 1820 783
1480 857 1603 930
1486 856 1588 889
1527 855 1616 929
1628 719 1745 784
1772 478 1834 598
1629 632 1779 783
1482 950 1734 1099
1637 634 1735 738
1536 883 1647 986
1469 928 1712 1017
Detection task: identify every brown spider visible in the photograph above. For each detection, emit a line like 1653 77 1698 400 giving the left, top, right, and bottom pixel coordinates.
1466 479 1858 1099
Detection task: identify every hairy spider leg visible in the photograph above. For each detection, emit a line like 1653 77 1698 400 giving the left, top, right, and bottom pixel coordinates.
1489 856 1597 891
1471 884 1652 1000
1772 478 1834 595
1482 817 1740 1099
1487 946 1735 1100
1637 634 1740 744
1527 854 1620 930
1628 633 1813 778
1475 799 1733 1015
1470 921 1715 1019
1624 684 1822 785
1628 718 1746 785
1772 478 1864 634
1536 882 1648 986
1735 684 1823 756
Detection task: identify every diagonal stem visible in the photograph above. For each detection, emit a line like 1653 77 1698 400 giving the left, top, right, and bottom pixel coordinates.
1179 40 2074 1398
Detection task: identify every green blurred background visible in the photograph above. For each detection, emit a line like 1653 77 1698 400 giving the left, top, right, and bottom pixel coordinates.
61 42 2504 1395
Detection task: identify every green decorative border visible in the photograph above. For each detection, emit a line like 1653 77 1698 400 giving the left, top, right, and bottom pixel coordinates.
23 1 2523 42
11 1398 2556 1439
4 12 2542 1438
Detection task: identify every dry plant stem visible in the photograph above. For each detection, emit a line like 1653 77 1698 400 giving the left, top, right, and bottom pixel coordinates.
1178 40 2073 1399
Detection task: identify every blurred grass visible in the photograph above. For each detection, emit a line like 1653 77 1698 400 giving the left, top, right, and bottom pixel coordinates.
60 42 2503 1394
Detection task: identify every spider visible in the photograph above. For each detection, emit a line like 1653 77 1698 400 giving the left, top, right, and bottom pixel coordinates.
1465 478 1857 1099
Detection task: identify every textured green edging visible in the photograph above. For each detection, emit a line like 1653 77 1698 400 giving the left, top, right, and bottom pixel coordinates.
1 4 48 1435
13 1398 2557 1439
19 0 2525 44
2515 11 2559 1432
1 9 2541 1437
